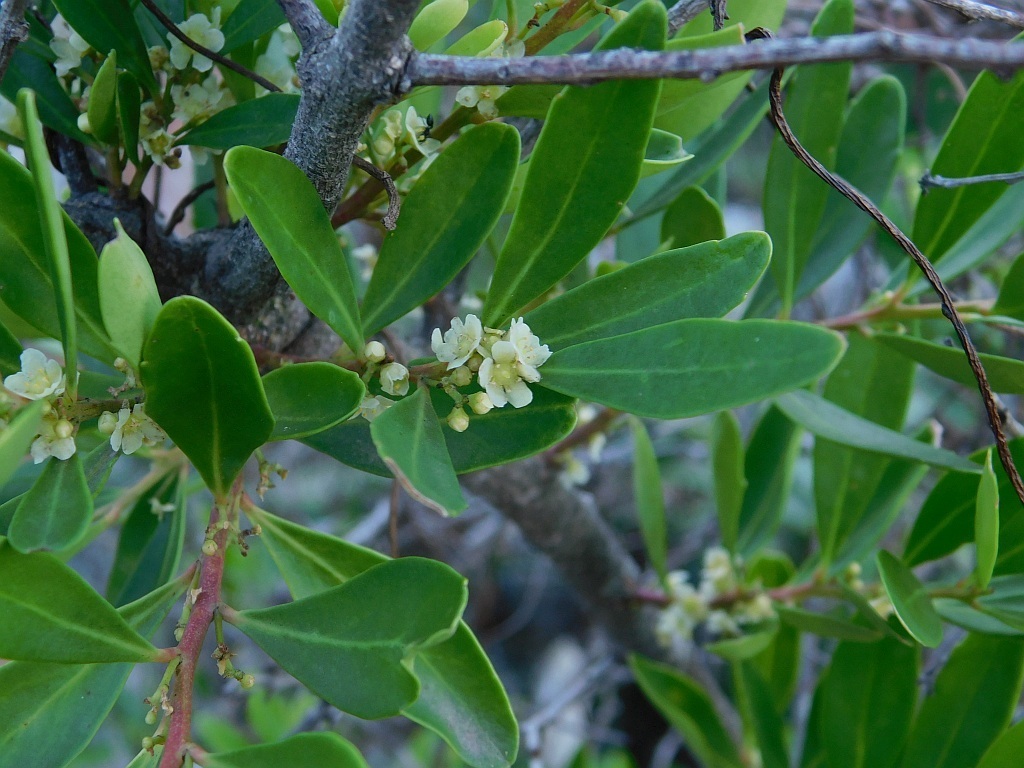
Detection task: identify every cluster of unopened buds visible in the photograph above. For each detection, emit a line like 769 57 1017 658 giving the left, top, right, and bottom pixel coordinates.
655 547 777 657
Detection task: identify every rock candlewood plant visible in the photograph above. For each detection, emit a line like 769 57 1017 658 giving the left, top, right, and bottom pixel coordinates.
2 0 1024 767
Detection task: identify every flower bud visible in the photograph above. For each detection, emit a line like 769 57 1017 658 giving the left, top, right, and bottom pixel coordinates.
98 411 117 435
363 340 386 363
201 539 218 556
449 366 473 387
468 391 493 415
240 673 256 689
76 113 92 134
447 406 470 433
54 419 74 440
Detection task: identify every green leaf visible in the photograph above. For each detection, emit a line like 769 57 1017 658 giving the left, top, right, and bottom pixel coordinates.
263 362 364 441
141 296 274 496
526 233 770 350
629 655 742 768
87 51 119 144
8 453 92 553
976 450 1000 589
228 557 467 719
736 663 788 768
876 550 943 647
221 0 287 52
409 0 469 50
106 471 185 606
737 406 801 557
224 146 363 354
0 539 160 662
977 721 1024 768
0 401 44 492
0 575 187 768
706 628 778 661
819 638 918 768
934 598 1021 636
482 3 665 325
0 51 90 143
641 128 692 177
18 90 79 394
777 390 979 475
446 19 508 57
913 65 1024 263
900 635 1024 768
179 94 300 149
763 0 854 313
0 319 21 376
993 252 1024 319
775 606 882 642
362 123 519 334
50 0 155 90
117 71 142 165
660 186 726 250
711 410 746 553
205 733 368 768
975 575 1024 630
370 387 466 515
875 332 1024 394
630 417 667 582
244 506 519 768
541 319 844 419
98 219 162 369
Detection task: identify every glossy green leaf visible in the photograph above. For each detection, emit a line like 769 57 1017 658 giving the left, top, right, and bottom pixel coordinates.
229 557 467 719
117 71 142 165
446 20 507 57
812 335 915 561
875 332 1024 394
975 575 1024 630
0 401 43 492
819 638 918 768
0 575 187 768
706 628 777 661
775 606 882 642
263 362 364 441
18 90 78 394
51 0 154 89
106 471 185 606
362 123 520 334
935 598 1021 636
221 0 286 52
737 406 801 557
711 410 746 553
179 94 299 149
737 663 788 768
224 146 363 354
98 219 162 369
0 540 160 662
763 0 853 312
205 733 368 768
876 550 943 647
0 319 21 375
641 129 692 177
777 390 978 475
87 51 119 144
630 417 667 582
977 720 1024 768
993 252 1024 319
8 453 92 553
0 51 89 142
245 506 519 768
913 66 1024 262
660 186 726 250
141 296 274 496
482 3 665 325
900 635 1024 768
525 233 771 350
977 450 1000 589
749 554 800 709
629 655 742 768
541 319 844 419
409 0 468 49
370 387 466 515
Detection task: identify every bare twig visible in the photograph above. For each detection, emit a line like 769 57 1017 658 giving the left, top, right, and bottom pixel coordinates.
710 0 729 31
0 0 29 85
406 31 1024 87
666 0 707 35
163 179 216 235
924 0 1024 28
920 168 1024 191
351 156 400 230
275 0 332 50
753 27 1024 509
138 0 282 93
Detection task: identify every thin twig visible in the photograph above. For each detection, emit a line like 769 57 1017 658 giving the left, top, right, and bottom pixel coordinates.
163 179 216 235
752 27 1024 509
710 0 729 31
0 0 29 84
406 31 1024 87
923 0 1024 28
351 156 400 230
666 0 707 35
920 168 1024 191
138 0 282 92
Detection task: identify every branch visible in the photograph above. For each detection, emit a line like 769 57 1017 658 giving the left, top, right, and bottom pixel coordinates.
667 0 706 35
351 156 400 230
406 31 1024 87
275 0 331 50
710 0 728 31
0 0 29 85
920 168 1024 190
923 0 1024 28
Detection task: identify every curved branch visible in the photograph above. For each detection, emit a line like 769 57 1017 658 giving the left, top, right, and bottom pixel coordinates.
924 0 1024 29
0 0 29 84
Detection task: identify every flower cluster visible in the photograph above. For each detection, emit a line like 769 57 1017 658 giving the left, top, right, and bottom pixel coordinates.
454 39 523 119
98 404 166 456
372 105 440 159
169 9 225 72
355 342 411 423
655 547 776 657
50 14 90 78
2 349 76 463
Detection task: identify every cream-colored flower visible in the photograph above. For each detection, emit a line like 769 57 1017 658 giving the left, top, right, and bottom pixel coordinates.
404 106 440 155
358 394 393 422
50 15 90 77
363 340 386 363
380 362 409 397
478 340 533 408
139 101 177 166
701 546 737 597
373 109 405 156
468 391 493 415
170 10 225 72
110 404 165 455
431 314 483 370
446 406 470 433
508 317 551 378
31 414 76 463
171 74 230 124
455 84 508 119
4 349 65 401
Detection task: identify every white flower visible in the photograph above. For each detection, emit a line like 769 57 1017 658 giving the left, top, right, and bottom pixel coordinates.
139 101 178 166
478 340 533 408
31 415 76 463
558 454 590 488
738 594 776 624
455 84 508 119
404 106 441 156
50 15 90 77
363 340 386 363
358 395 393 422
110 404 165 455
706 610 740 637
380 362 409 397
655 604 696 656
4 349 65 401
170 74 230 124
508 317 551 377
170 10 225 72
373 109 404 156
701 546 737 597
431 314 483 370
